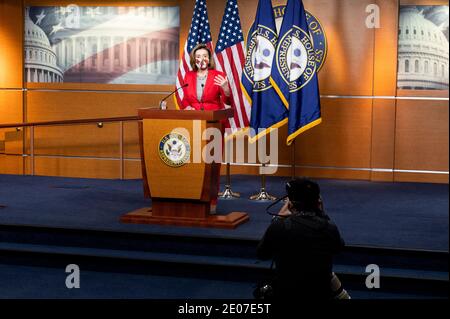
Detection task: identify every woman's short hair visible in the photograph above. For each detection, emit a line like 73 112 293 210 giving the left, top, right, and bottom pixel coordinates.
189 43 215 71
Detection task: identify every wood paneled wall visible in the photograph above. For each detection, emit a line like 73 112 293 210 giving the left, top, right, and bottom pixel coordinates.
0 0 24 174
0 0 448 183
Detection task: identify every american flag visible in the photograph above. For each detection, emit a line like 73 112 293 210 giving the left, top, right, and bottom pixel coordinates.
214 0 250 133
174 0 213 108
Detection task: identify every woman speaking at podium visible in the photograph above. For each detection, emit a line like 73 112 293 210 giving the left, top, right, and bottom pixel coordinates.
180 43 231 111
180 43 231 213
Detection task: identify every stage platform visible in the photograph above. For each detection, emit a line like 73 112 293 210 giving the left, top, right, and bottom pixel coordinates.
0 174 447 251
0 174 448 299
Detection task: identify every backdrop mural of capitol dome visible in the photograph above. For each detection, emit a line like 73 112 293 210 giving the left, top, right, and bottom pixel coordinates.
24 6 180 85
397 5 449 91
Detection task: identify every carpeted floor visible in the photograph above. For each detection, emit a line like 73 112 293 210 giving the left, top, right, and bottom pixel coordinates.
0 174 448 251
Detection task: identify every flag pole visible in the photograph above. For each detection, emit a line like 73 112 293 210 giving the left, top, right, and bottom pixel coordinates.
283 139 297 203
249 163 277 201
291 139 296 179
219 162 241 199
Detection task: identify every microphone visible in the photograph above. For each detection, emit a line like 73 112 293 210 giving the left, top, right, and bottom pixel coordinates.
200 83 205 111
159 83 189 109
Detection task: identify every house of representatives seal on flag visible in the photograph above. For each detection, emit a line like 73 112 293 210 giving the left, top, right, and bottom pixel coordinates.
275 25 316 93
243 25 278 93
273 5 327 72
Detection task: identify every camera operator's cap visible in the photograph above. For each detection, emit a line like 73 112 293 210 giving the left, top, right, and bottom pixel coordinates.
286 178 320 205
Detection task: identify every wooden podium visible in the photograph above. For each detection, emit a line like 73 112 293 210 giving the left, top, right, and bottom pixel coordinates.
120 108 249 229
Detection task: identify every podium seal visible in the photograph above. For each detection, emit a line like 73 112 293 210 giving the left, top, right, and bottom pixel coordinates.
159 133 191 167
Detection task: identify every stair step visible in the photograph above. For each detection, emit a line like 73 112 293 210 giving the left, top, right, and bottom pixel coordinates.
333 264 448 282
0 241 447 283
0 241 270 269
1 224 447 271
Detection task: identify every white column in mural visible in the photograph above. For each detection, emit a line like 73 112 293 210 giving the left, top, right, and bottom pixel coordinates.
80 37 89 70
150 39 154 74
63 44 68 70
171 42 176 74
156 40 161 74
60 42 65 71
163 40 167 74
89 39 94 71
146 6 153 18
72 37 77 70
142 38 145 73
135 38 140 73
53 46 58 67
110 36 114 72
123 37 128 73
175 42 179 75
84 37 90 69
174 42 178 74
161 40 166 75
97 37 101 72
66 39 71 70
167 42 171 75
146 38 150 73
79 38 83 68
102 39 107 71
163 7 168 23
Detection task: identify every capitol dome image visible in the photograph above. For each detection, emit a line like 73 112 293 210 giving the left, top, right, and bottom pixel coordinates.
397 6 449 90
24 8 63 83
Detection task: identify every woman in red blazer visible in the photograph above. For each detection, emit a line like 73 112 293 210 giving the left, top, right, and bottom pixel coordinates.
180 44 231 213
180 44 231 110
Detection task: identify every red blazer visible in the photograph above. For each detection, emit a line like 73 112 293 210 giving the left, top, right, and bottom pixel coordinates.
180 70 231 111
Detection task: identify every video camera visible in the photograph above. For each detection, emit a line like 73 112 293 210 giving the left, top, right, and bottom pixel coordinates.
265 178 323 218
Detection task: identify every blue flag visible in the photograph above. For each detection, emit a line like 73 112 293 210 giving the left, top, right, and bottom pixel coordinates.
242 0 287 142
270 0 322 145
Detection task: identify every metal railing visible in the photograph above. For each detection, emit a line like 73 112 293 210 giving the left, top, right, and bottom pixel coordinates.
1 116 448 179
0 116 141 179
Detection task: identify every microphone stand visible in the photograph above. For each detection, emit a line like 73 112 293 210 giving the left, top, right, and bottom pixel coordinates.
159 83 188 110
249 165 277 201
218 162 241 199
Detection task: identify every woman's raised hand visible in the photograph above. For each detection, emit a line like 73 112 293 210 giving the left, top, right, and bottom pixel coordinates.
214 75 230 96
